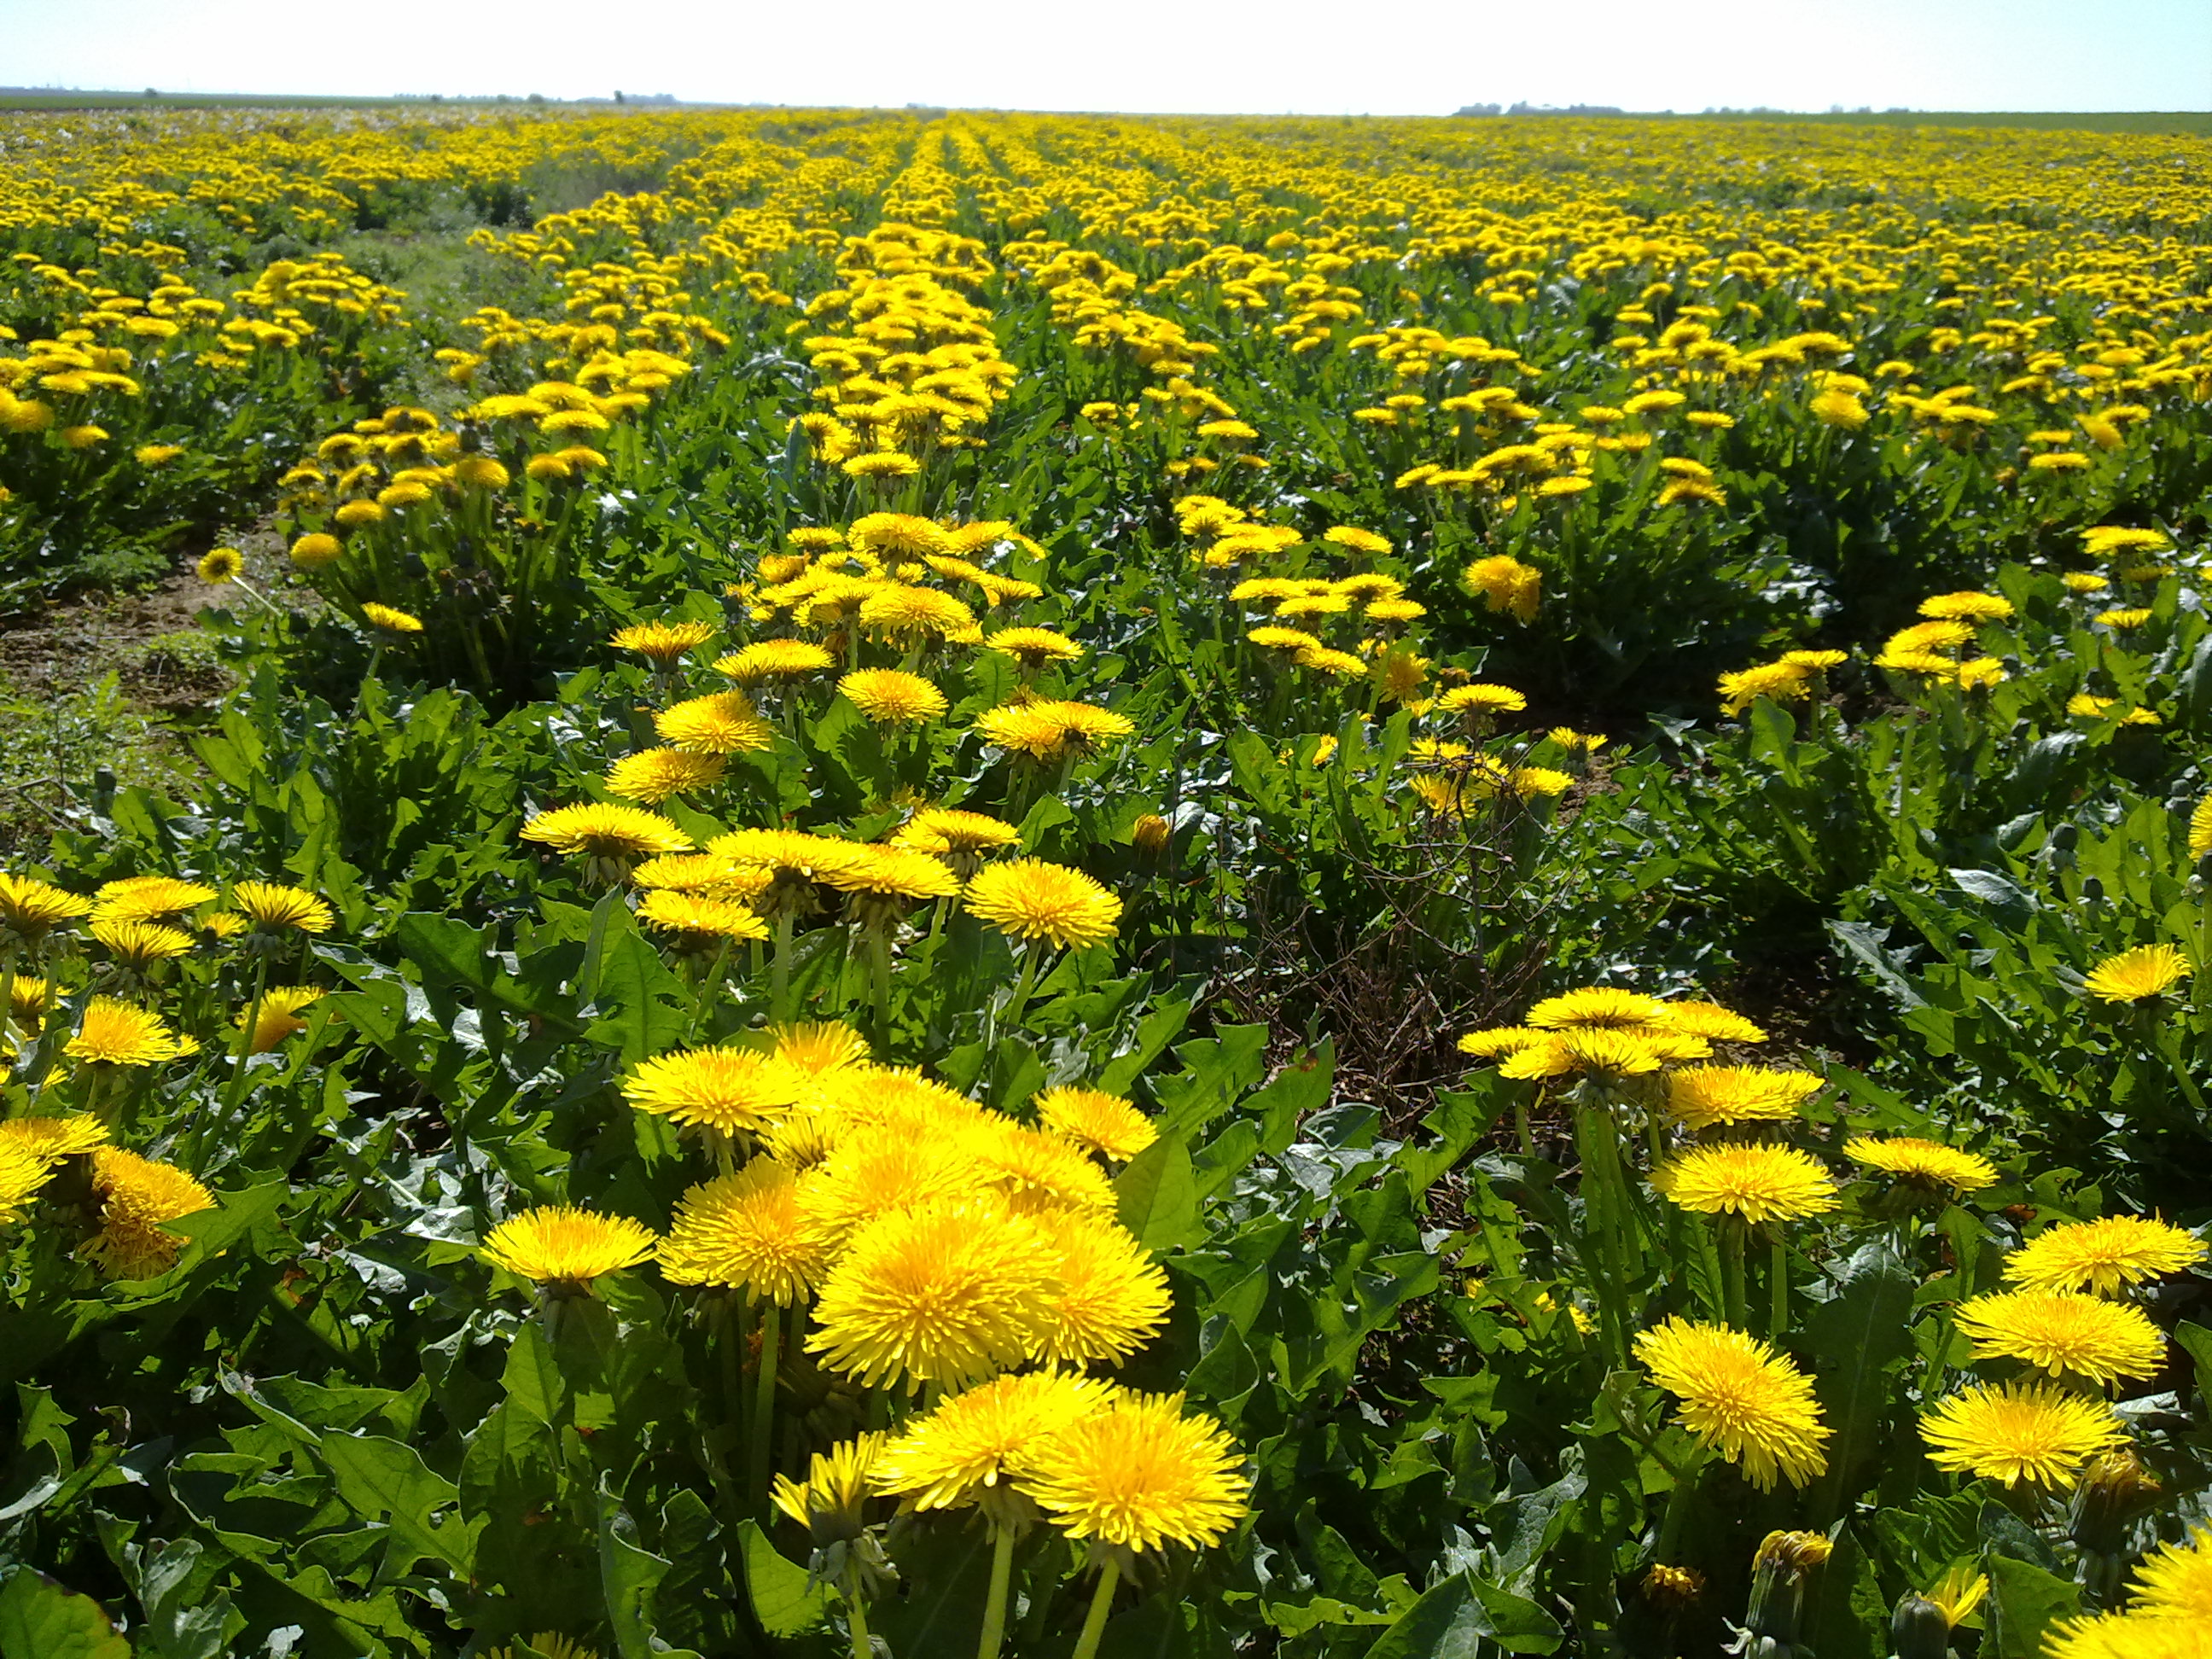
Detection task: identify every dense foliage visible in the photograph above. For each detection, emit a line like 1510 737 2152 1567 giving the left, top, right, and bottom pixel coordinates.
0 104 2209 1659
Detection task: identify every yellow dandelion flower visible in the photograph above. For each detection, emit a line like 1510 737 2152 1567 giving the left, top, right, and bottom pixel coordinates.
1035 1086 1157 1163
823 845 963 905
0 872 94 943
230 881 335 934
795 1118 993 1246
1953 1290 2165 1385
768 1020 873 1077
1656 1002 1769 1044
66 998 198 1067
806 1197 1056 1389
965 1118 1119 1215
2082 945 2192 1004
1499 1027 1674 1080
91 917 195 968
290 533 343 569
2044 1613 2205 1659
1919 1381 2126 1488
964 859 1121 950
1919 591 2013 621
899 808 1022 858
605 747 726 804
621 1047 801 1140
196 547 243 585
771 1433 888 1545
839 668 948 725
2131 1527 2212 1621
1028 1206 1173 1365
859 585 975 641
521 803 692 862
1842 1136 1997 1193
0 1144 52 1224
714 639 836 684
2004 1216 2208 1296
1437 684 1528 716
360 602 424 635
481 1206 657 1288
1010 1391 1248 1552
610 620 717 662
93 875 217 923
983 627 1085 669
1633 1318 1831 1490
1527 987 1670 1030
636 889 771 947
1665 1066 1823 1129
1652 1144 1838 1225
81 1148 215 1280
0 1114 109 1163
655 690 776 755
2187 796 2211 860
658 1159 825 1304
874 1371 1118 1511
239 987 326 1052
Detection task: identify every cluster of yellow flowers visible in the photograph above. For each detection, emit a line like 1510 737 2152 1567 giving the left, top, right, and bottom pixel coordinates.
0 868 339 1278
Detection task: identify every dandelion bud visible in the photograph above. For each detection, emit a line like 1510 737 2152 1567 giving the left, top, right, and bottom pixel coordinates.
1641 1563 1703 1610
1132 813 1170 859
1891 1593 1952 1659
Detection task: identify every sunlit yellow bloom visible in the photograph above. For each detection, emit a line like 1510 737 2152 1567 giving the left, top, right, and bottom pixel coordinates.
2082 945 2191 1003
359 602 422 634
238 987 327 1052
610 620 716 662
521 803 692 862
91 917 195 967
658 1159 824 1303
231 881 335 934
714 638 835 683
0 872 93 943
1010 1391 1248 1552
965 859 1121 950
2044 1613 2206 1659
875 1371 1117 1511
771 1433 888 1545
1035 1086 1157 1163
2005 1215 2207 1296
81 1148 214 1279
196 547 243 585
983 627 1084 668
481 1206 657 1288
622 1046 801 1139
655 690 776 755
1634 1318 1831 1490
605 747 726 804
1842 1136 1997 1192
1028 1205 1173 1365
839 668 948 725
1919 1381 2126 1488
1664 1066 1820 1129
806 1197 1056 1389
1653 1144 1838 1224
1954 1289 2165 1384
93 875 216 923
66 998 198 1067
2131 1527 2212 1621
636 889 771 946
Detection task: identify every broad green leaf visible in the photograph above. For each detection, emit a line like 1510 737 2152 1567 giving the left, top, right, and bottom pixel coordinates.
0 1569 131 1659
1116 1133 1199 1251
736 1519 830 1637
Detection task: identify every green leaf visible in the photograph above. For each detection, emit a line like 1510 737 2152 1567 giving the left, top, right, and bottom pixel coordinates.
736 1519 830 1637
0 1569 131 1659
317 1431 476 1575
1365 1571 1563 1658
1802 1242 1917 1508
1116 1133 1199 1251
1984 1555 2081 1659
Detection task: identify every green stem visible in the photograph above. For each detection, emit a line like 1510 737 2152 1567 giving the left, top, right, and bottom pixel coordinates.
772 911 794 1023
844 1561 872 1659
0 944 18 1080
1654 1454 1707 1565
191 952 269 1173
1720 1217 1749 1332
977 1524 1016 1659
751 1295 781 1517
1768 1235 1790 1338
1575 1094 1638 1365
1070 1556 1121 1659
997 940 1045 1043
868 924 892 1056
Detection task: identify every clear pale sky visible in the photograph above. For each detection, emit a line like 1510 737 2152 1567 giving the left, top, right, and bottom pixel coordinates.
2 0 2207 115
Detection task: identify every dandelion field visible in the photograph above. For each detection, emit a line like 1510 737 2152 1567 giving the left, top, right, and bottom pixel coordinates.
1 102 2210 1659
